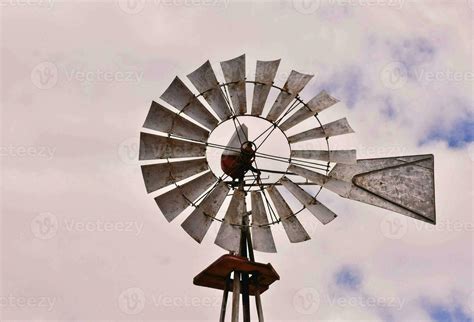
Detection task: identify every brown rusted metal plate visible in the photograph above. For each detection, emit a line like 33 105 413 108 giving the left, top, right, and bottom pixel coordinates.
187 60 232 121
143 101 210 142
160 77 219 130
139 132 206 160
288 117 355 143
221 54 247 115
330 154 436 224
154 171 217 222
266 70 313 122
291 149 357 164
214 189 246 252
281 176 337 225
251 59 280 116
193 254 280 295
181 181 230 243
141 158 208 193
279 91 339 131
266 186 310 243
250 191 277 253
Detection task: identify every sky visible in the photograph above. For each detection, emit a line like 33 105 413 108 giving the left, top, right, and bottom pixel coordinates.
1 0 473 321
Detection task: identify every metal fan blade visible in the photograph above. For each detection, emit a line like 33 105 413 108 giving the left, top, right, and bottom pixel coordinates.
187 60 232 121
251 191 277 253
181 181 230 243
160 77 219 130
143 101 209 142
291 149 357 164
221 54 247 115
141 158 208 193
155 171 217 222
280 176 337 225
329 154 436 224
214 189 246 252
288 118 355 143
288 164 352 197
266 186 310 243
266 70 313 122
251 59 280 116
139 132 206 160
279 91 339 131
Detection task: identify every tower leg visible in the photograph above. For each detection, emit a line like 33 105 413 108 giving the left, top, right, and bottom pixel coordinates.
220 275 231 322
231 271 241 322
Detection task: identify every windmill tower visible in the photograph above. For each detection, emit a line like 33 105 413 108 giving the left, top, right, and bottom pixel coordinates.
138 54 436 321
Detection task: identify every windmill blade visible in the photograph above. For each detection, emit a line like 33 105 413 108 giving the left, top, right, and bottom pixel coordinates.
288 118 354 143
266 70 313 122
251 59 280 116
251 191 277 253
280 176 337 224
160 77 219 130
221 54 247 115
155 171 217 222
215 189 246 252
266 186 310 243
141 158 208 193
279 91 339 131
181 181 230 243
291 149 357 164
143 101 209 142
187 60 232 121
139 132 206 160
329 154 436 224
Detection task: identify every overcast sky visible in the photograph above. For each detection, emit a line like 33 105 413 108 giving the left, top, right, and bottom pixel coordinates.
1 1 473 321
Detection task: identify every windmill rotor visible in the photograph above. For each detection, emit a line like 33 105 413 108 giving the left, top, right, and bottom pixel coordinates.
139 54 436 253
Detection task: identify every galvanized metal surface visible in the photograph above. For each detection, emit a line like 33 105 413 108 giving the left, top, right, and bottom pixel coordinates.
266 186 310 243
251 59 280 116
187 60 232 121
139 132 206 160
215 189 247 252
143 101 210 141
221 54 247 115
266 70 313 122
181 181 230 243
250 191 277 253
330 155 436 223
160 76 219 130
141 158 208 193
288 117 354 143
154 171 217 222
281 177 337 225
291 149 357 164
279 91 339 131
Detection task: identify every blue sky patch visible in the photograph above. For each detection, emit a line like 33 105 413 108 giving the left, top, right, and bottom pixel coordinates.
335 266 362 291
421 116 474 148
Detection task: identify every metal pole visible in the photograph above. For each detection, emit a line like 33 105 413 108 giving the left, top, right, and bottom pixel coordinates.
231 271 240 322
246 220 264 321
241 215 251 322
220 275 231 322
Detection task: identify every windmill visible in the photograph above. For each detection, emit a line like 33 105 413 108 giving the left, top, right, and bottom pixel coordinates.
138 54 436 321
